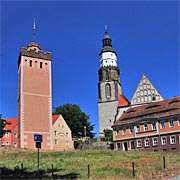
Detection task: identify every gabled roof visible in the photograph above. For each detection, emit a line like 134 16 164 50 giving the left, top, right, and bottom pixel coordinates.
114 96 180 126
117 94 130 108
52 114 60 125
4 118 18 131
131 74 164 106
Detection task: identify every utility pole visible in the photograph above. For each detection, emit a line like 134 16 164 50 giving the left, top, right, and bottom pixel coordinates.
84 126 86 140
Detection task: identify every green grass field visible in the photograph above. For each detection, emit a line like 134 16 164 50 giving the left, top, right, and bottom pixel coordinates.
0 147 180 179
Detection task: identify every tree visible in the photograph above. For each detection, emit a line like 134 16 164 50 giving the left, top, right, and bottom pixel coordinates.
0 114 6 146
101 129 113 142
53 104 95 138
0 114 6 138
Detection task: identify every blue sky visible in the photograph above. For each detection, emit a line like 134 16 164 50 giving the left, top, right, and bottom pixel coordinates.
1 1 179 136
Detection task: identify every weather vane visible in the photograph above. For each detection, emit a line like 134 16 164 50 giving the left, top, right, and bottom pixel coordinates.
105 24 108 33
33 17 36 42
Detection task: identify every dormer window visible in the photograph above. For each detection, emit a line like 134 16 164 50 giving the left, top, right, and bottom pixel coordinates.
169 120 174 128
144 124 148 131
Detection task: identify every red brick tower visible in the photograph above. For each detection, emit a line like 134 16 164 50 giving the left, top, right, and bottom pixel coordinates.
18 42 53 150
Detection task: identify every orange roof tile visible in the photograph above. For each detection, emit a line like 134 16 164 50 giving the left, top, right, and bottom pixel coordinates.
5 118 18 131
114 96 180 126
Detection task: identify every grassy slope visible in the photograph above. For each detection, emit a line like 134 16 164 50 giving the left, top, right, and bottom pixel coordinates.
0 148 180 179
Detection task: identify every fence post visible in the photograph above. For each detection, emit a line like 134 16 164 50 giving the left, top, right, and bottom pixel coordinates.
163 156 166 175
21 163 23 175
88 164 90 178
132 162 135 178
51 164 54 177
0 165 1 179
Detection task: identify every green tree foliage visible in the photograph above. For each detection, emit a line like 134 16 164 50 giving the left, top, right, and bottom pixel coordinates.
0 114 6 138
53 104 95 138
101 129 113 142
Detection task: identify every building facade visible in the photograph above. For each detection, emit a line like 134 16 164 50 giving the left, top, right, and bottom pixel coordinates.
98 28 122 136
130 74 164 106
2 115 74 151
18 42 53 150
112 96 180 152
1 118 19 148
52 114 74 151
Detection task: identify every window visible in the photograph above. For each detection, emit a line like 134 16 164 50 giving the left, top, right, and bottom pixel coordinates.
106 70 109 81
144 124 148 131
160 121 165 129
66 132 69 138
66 141 69 146
145 96 148 101
152 122 156 130
129 127 134 134
54 130 57 136
170 136 176 144
5 132 9 138
122 128 126 135
161 137 167 145
141 97 144 102
116 129 120 136
105 84 111 98
40 62 43 69
152 138 158 146
14 133 17 138
29 60 32 67
178 119 180 126
169 120 174 128
144 139 150 147
130 141 135 149
14 142 17 147
137 140 142 147
136 125 140 133
54 139 58 145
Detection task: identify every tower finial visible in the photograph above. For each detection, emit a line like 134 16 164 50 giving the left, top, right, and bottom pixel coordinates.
105 24 108 34
33 17 36 42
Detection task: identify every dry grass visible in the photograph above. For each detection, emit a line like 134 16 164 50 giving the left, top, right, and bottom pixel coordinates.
0 147 179 179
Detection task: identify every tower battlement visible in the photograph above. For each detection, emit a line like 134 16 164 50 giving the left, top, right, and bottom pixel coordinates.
20 47 52 60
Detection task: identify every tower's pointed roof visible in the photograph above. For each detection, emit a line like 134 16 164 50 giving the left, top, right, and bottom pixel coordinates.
131 74 164 106
99 25 117 55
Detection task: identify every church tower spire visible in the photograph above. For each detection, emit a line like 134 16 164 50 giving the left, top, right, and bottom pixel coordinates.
98 27 122 136
99 26 117 67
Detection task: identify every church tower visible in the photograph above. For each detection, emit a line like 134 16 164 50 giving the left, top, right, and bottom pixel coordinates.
98 27 122 136
18 39 53 149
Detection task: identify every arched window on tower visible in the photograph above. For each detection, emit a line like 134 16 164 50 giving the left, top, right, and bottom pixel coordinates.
105 83 111 98
115 82 118 99
106 70 109 81
40 62 43 69
29 60 32 67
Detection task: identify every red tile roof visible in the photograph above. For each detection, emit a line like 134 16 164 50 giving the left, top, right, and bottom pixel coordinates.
114 96 180 126
4 115 62 131
4 118 18 131
117 94 130 108
52 114 60 125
